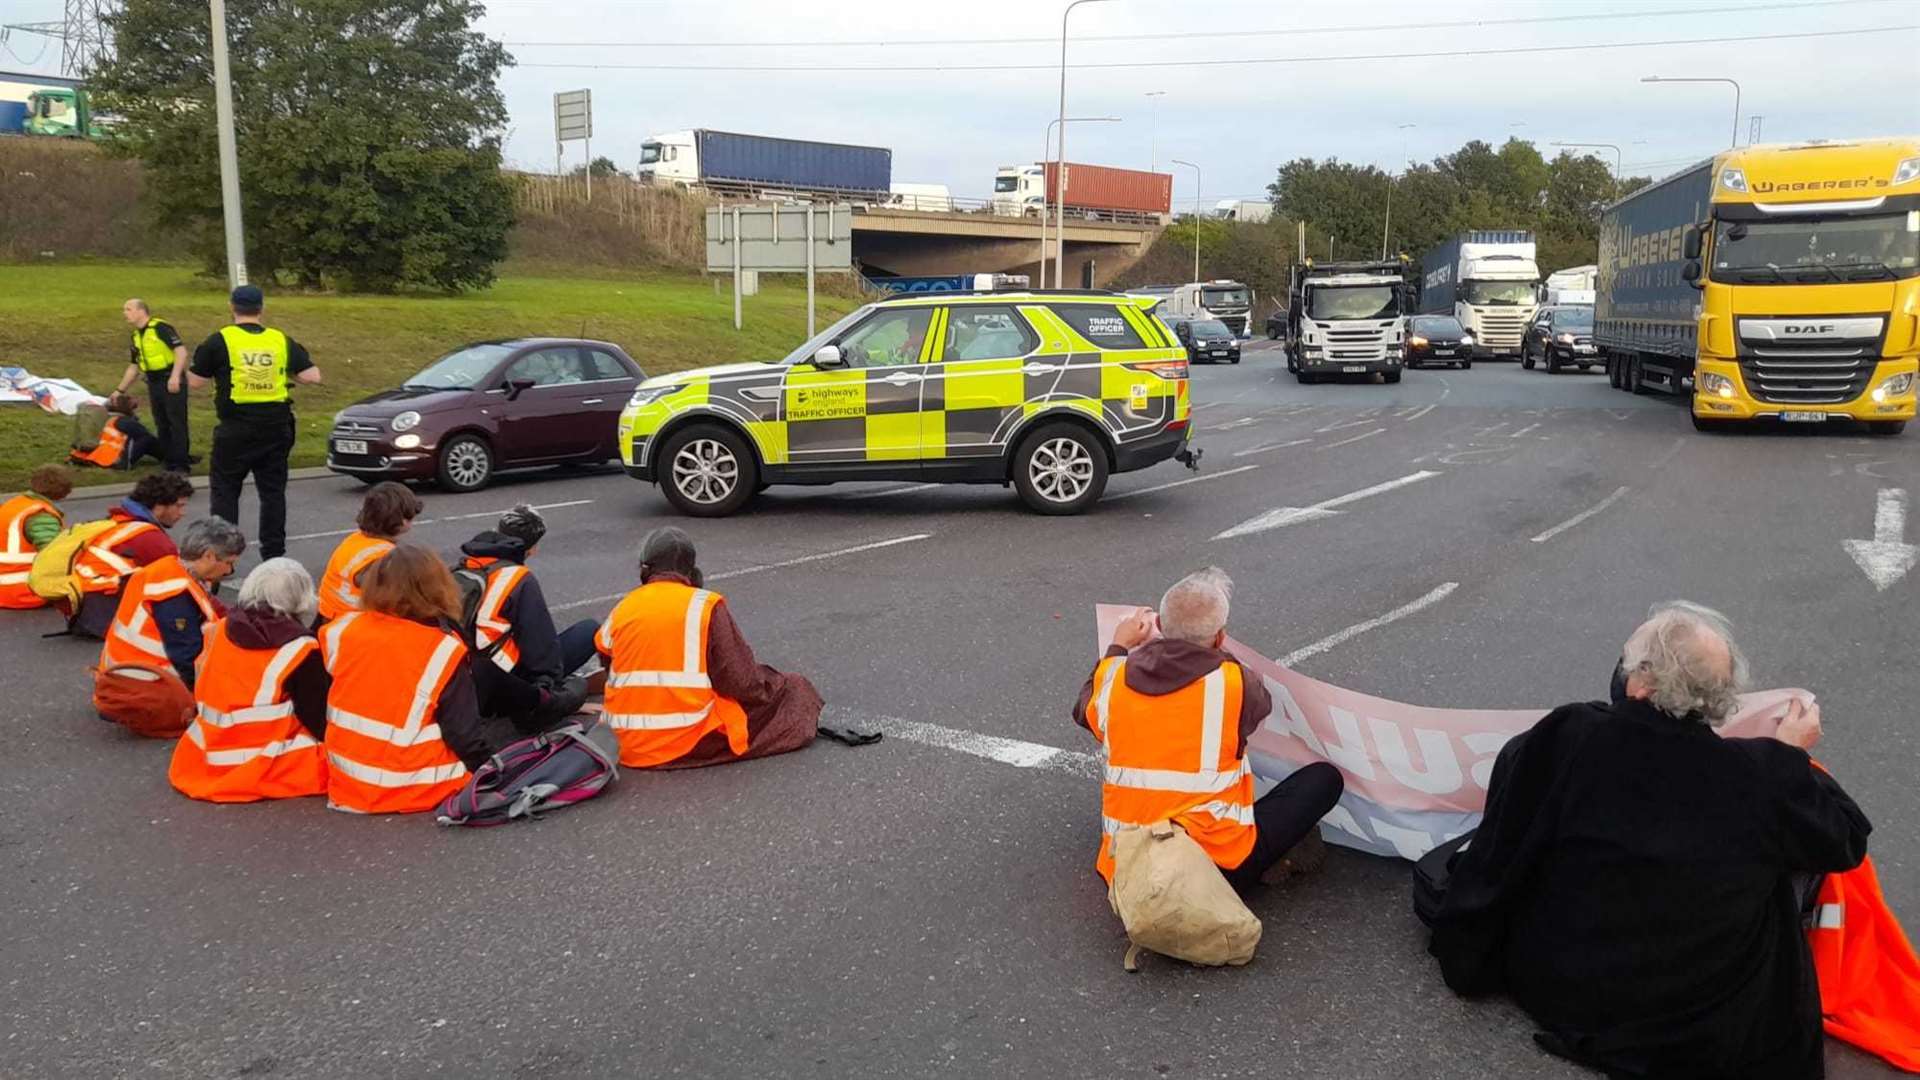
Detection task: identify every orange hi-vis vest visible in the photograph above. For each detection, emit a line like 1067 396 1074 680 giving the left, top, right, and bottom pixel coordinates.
596 580 749 767
72 416 130 469
465 557 528 672
1810 854 1920 1070
1083 655 1257 884
318 610 470 814
0 494 61 608
168 620 328 802
97 555 218 673
317 532 393 622
74 518 162 596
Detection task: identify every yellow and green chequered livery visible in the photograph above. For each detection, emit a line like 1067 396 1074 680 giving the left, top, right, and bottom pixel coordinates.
620 290 1198 516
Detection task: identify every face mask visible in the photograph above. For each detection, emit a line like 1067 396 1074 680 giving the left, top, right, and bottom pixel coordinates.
1609 658 1629 704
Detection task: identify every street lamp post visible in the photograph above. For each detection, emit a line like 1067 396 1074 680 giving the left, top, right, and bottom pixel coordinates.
1145 90 1166 174
1040 117 1121 287
1641 75 1742 149
1171 158 1200 282
1383 122 1415 259
1055 0 1113 290
1551 140 1624 181
208 0 248 286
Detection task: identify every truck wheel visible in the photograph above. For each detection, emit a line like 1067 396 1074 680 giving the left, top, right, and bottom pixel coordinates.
1295 369 1317 385
1607 355 1623 389
1690 414 1726 433
1627 356 1647 394
1868 420 1907 436
658 424 760 517
1384 371 1402 384
1011 423 1108 515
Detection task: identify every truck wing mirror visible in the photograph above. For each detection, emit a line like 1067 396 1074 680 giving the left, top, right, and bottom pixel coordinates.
1682 227 1703 261
1681 261 1703 288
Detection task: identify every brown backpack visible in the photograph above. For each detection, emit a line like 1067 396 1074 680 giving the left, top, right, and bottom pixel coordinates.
91 663 195 738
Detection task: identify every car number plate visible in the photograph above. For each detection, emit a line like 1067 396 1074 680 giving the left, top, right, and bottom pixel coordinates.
334 439 369 455
1576 344 1596 353
1342 365 1367 373
1781 412 1828 423
1432 348 1455 357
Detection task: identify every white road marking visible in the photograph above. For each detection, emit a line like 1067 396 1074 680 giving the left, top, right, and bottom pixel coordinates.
1213 470 1441 540
1400 404 1437 422
1209 417 1261 431
1530 486 1631 544
1843 488 1916 591
878 717 1099 777
840 483 940 500
1105 464 1261 502
1508 423 1541 438
286 499 595 543
1318 428 1385 450
1280 582 1460 668
1649 437 1685 468
1193 402 1226 411
1232 438 1313 458
549 533 933 612
1314 417 1381 434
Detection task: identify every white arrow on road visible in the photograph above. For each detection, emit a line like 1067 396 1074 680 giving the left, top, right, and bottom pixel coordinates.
1844 488 1917 591
1213 470 1441 540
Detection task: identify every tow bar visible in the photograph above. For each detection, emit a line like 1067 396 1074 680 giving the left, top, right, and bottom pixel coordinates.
1175 446 1204 472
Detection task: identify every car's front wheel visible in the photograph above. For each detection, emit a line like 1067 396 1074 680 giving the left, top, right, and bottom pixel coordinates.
1521 347 1536 371
658 424 760 517
1011 423 1108 515
436 434 494 492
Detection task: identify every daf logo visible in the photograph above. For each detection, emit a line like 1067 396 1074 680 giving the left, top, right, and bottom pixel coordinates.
1783 324 1836 335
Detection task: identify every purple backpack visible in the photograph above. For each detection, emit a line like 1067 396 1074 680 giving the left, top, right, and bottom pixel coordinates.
435 720 620 826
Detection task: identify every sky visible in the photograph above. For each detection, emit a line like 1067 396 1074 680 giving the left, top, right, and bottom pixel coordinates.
5 0 1917 205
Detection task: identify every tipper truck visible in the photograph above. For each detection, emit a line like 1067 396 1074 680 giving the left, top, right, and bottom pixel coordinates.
637 129 891 200
1285 258 1418 384
1598 138 1919 435
990 162 1171 224
1419 231 1541 359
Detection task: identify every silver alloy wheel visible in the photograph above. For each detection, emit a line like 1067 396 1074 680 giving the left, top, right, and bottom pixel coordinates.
1029 436 1095 505
672 438 740 505
445 440 490 488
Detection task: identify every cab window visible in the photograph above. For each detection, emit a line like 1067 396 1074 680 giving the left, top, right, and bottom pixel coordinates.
505 347 589 387
1053 304 1147 349
838 308 934 368
943 305 1037 362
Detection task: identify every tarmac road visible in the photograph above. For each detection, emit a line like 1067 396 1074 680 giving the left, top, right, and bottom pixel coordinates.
5 343 1915 1078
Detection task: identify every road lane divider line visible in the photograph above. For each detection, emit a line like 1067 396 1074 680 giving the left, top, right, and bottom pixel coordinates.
1509 423 1541 438
876 717 1099 777
1213 470 1441 540
1400 404 1437 422
1280 582 1460 668
1233 438 1313 458
287 499 596 543
1105 464 1261 502
549 532 933 612
1314 417 1381 433
1530 486 1631 544
1318 428 1385 450
840 483 941 500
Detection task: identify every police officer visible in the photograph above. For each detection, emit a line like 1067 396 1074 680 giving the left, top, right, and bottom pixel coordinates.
115 298 192 472
188 285 322 560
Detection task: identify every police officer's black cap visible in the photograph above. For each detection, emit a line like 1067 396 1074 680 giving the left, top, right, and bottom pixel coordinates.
230 284 264 310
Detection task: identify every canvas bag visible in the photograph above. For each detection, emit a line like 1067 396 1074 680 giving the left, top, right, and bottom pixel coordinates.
91 663 195 738
30 519 122 608
1108 820 1263 972
435 720 620 826
70 401 110 453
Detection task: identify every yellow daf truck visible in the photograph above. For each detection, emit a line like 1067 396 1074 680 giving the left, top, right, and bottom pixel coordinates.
1597 138 1919 435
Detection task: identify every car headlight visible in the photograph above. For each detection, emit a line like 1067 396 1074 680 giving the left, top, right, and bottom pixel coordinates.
1557 333 1576 345
628 383 684 407
1409 335 1428 347
1460 334 1474 346
1699 372 1737 399
394 434 422 450
391 410 421 433
1893 156 1920 186
1872 372 1915 401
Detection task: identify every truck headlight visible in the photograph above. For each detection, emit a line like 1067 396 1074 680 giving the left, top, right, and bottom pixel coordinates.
1699 372 1737 399
1893 156 1920 186
628 384 684 407
1872 373 1915 401
391 410 422 432
1719 167 1748 193
1303 348 1323 359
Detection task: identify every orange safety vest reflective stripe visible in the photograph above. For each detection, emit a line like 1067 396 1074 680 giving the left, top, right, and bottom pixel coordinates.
71 416 130 469
317 533 393 622
1084 655 1256 884
596 581 749 767
168 620 328 802
465 558 528 672
97 554 218 672
73 519 162 596
318 610 470 814
0 494 61 608
1810 855 1920 1070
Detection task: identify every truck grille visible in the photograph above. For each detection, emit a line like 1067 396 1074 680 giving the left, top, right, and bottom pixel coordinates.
1475 312 1528 351
1325 327 1389 361
1736 316 1884 405
1218 314 1249 336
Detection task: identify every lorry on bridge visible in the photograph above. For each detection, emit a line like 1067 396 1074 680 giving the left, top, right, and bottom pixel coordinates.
989 162 1170 224
1284 258 1418 384
637 129 891 201
1597 138 1918 435
1159 280 1257 338
1418 230 1542 359
1212 198 1274 223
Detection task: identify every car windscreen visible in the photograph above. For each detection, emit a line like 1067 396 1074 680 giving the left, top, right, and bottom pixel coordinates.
403 343 516 390
1191 320 1231 337
1412 316 1465 336
1307 285 1398 321
1555 308 1594 330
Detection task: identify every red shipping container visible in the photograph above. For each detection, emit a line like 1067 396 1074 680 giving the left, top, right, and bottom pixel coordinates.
1042 162 1172 215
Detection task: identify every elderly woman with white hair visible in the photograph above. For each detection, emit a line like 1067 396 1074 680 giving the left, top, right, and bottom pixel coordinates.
1073 567 1344 890
1429 600 1871 1080
169 557 333 802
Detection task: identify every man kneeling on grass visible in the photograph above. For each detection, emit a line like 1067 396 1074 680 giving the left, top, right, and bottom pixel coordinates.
1073 567 1344 889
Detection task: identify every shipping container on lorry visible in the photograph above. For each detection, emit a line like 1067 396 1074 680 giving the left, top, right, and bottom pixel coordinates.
636 129 891 199
1597 138 1919 435
989 162 1170 223
1418 230 1541 358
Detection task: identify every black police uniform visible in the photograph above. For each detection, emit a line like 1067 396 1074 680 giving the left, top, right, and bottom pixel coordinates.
190 321 314 559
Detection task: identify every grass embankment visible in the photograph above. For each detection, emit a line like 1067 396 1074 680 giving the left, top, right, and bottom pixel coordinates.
0 262 862 491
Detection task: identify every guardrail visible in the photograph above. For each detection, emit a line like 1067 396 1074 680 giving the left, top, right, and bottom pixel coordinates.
681 179 1164 227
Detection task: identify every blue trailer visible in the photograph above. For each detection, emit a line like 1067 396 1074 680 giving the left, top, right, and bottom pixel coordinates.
637 128 890 197
1594 159 1714 394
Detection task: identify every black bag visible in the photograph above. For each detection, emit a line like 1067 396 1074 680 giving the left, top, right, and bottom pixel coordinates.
1413 830 1475 928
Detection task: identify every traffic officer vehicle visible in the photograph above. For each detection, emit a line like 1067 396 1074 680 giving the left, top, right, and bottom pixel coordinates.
619 289 1197 516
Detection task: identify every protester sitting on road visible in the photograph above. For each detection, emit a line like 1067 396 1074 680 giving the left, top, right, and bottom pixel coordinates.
320 544 527 813
97 517 242 686
170 557 332 803
316 481 421 623
69 470 194 637
1074 567 1345 889
0 464 75 610
595 526 822 769
68 392 163 471
1428 601 1871 1080
457 504 599 685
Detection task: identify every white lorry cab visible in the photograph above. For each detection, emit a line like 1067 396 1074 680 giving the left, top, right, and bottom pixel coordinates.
991 164 1048 217
637 131 701 188
1159 280 1256 339
1285 259 1418 384
1418 231 1542 359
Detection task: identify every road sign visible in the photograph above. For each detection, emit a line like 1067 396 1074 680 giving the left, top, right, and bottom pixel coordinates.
706 204 854 333
553 89 593 196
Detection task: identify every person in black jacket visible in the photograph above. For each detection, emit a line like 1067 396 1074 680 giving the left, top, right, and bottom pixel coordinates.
456 504 600 686
1429 600 1871 1080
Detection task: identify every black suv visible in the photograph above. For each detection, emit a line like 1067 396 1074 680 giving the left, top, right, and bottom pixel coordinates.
1522 305 1598 373
1169 316 1241 364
